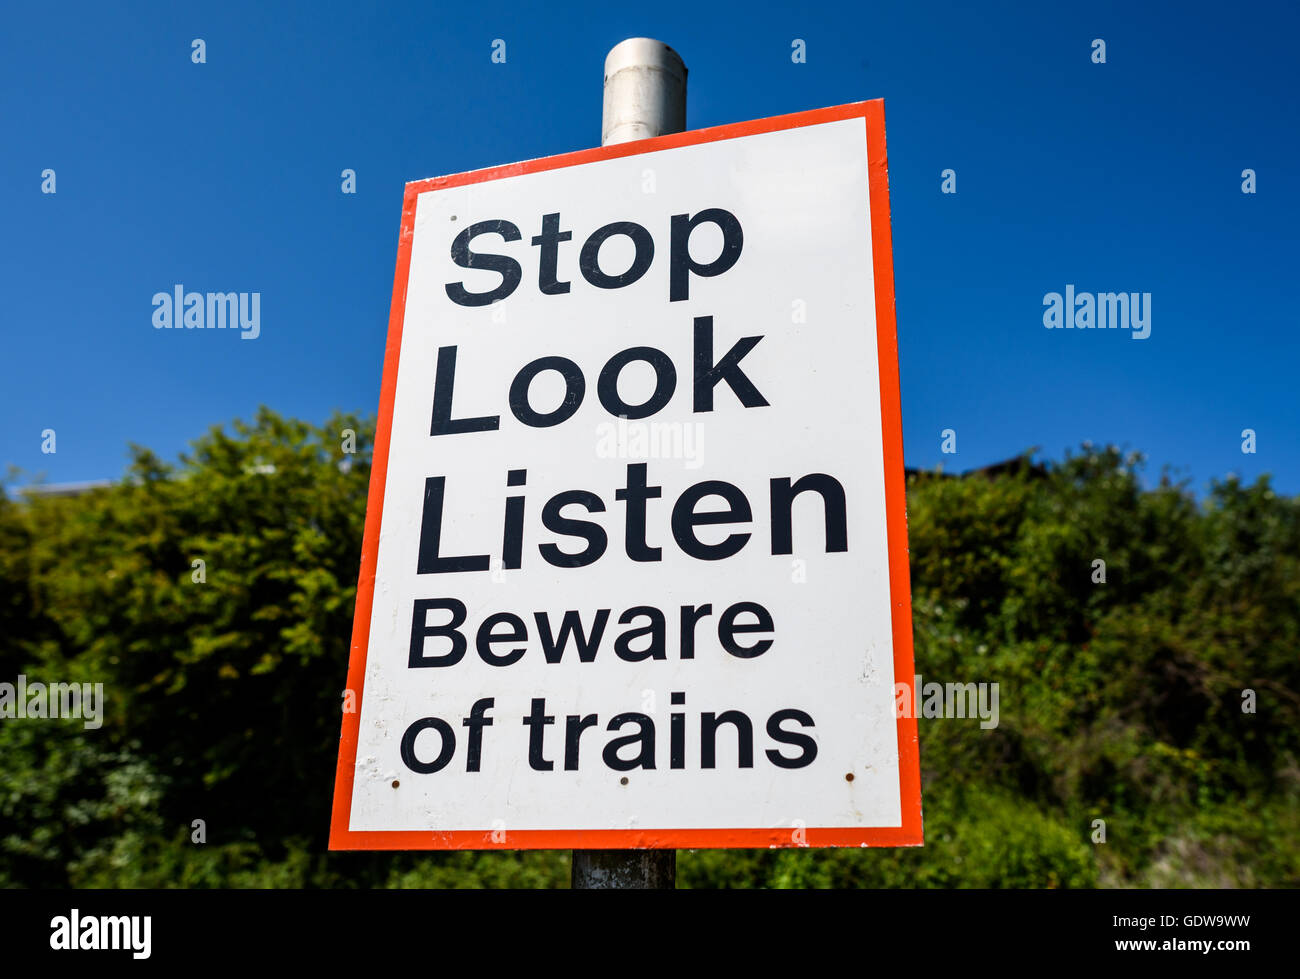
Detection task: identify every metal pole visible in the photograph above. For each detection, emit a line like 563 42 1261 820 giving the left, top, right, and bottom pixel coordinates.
600 37 687 145
571 38 686 890
571 848 676 888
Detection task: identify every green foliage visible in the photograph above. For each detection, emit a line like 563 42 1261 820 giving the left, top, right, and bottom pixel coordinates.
1 420 1296 887
677 787 1097 888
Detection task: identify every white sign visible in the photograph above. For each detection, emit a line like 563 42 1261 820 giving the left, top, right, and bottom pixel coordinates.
331 101 921 850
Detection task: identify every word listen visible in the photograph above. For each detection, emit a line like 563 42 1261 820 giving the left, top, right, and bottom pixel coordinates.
417 462 848 572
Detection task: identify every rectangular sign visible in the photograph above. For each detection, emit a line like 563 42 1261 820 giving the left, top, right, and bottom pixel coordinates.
330 100 921 850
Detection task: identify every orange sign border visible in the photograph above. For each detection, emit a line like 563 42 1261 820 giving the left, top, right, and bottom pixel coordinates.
329 99 922 851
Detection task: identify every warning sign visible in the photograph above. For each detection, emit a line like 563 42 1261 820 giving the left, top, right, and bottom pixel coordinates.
330 100 922 850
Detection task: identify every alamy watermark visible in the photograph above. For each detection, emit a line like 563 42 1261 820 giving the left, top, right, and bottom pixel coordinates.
596 417 705 469
152 284 260 339
895 673 999 729
1043 285 1150 339
0 675 103 730
50 910 150 959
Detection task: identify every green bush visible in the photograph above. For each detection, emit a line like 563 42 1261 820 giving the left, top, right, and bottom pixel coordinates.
2 418 1296 888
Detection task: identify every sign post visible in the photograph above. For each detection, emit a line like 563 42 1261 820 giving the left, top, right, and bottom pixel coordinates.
571 38 690 889
329 43 922 883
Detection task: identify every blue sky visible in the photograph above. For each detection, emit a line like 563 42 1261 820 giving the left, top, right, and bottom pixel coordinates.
3 0 1297 493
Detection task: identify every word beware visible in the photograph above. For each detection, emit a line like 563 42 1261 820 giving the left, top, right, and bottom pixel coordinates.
409 597 775 667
